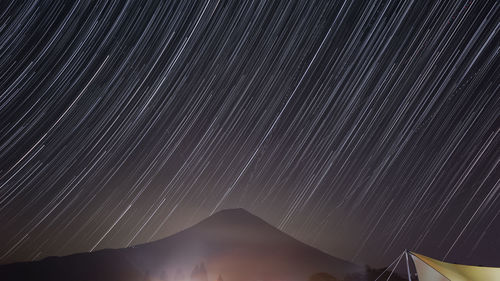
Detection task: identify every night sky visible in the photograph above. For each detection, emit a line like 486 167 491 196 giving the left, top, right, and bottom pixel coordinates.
1 0 499 269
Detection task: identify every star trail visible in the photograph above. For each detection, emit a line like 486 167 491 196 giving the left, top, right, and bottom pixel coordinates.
0 0 499 269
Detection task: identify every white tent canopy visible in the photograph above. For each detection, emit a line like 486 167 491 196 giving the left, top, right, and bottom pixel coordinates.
407 251 500 281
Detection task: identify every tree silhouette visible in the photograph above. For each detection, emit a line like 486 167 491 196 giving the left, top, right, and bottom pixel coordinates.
344 265 408 281
191 263 208 281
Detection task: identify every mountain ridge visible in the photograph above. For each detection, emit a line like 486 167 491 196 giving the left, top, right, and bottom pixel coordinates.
1 208 362 281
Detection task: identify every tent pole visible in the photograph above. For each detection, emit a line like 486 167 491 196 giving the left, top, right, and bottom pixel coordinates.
373 252 404 281
405 250 412 281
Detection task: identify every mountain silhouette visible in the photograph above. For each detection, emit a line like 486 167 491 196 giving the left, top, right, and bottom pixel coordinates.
0 208 361 281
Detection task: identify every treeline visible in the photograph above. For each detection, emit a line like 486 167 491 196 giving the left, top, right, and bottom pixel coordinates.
143 263 408 281
310 266 408 281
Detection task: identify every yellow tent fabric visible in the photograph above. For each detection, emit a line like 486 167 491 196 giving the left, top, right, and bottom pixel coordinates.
410 252 500 281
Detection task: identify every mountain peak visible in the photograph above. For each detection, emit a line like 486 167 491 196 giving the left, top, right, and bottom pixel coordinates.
210 208 258 219
196 208 272 230
214 207 252 215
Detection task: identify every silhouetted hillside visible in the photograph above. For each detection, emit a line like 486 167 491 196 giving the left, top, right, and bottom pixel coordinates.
1 208 362 281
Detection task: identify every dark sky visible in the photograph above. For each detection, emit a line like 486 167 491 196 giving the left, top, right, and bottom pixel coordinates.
1 0 499 268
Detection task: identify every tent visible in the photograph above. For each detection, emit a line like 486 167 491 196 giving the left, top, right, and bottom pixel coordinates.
408 251 500 281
